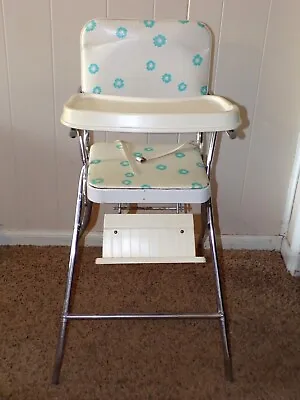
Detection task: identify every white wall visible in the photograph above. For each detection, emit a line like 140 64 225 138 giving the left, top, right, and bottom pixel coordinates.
0 0 297 245
243 0 300 236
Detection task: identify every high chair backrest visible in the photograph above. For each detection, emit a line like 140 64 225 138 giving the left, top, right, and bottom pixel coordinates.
81 19 211 98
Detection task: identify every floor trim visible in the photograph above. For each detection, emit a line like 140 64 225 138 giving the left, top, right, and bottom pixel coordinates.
0 230 283 250
281 237 300 277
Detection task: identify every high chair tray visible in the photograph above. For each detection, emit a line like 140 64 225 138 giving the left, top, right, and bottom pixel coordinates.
61 93 241 133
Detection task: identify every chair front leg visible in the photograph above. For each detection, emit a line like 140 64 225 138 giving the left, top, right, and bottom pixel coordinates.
52 166 85 384
207 200 233 381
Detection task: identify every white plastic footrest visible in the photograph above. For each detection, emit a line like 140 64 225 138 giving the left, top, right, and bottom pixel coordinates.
97 213 205 264
96 257 206 265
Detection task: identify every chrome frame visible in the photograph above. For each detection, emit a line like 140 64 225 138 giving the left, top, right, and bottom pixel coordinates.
52 129 233 384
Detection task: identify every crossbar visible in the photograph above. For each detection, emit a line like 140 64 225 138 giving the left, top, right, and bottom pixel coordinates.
65 312 222 320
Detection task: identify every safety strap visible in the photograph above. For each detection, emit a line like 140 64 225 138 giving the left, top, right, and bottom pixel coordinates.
115 140 196 174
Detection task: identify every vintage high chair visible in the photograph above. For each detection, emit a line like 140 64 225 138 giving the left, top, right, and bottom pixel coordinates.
52 19 241 384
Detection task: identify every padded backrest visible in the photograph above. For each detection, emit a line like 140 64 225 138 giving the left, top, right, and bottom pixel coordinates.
81 19 211 98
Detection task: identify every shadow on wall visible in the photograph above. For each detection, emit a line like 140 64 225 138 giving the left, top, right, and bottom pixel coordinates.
201 100 249 247
0 228 12 264
0 226 11 246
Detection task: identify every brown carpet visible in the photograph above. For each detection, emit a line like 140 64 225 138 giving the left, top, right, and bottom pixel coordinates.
0 246 300 399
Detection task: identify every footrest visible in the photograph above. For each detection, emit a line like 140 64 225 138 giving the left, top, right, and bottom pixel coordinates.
98 213 203 264
96 256 206 264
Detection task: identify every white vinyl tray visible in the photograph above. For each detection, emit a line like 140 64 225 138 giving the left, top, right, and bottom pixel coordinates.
61 93 241 133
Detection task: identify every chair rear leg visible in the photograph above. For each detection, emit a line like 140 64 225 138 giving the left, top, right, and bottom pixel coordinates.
207 201 233 381
52 167 85 384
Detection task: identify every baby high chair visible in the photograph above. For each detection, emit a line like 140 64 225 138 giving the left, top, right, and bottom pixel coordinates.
52 19 241 384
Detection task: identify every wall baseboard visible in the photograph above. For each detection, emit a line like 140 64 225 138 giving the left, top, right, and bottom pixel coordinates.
0 229 283 251
281 237 300 277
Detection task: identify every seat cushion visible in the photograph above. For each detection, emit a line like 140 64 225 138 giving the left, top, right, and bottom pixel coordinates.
88 142 209 190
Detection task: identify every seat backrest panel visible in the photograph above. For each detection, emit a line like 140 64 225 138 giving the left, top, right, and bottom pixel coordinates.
81 19 211 98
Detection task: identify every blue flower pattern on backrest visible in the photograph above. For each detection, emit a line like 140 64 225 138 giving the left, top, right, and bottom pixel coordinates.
81 20 211 97
146 60 156 71
153 34 167 48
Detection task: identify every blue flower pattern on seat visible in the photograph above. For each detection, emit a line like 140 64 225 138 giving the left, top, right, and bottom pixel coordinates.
201 85 208 95
88 64 99 74
192 182 203 189
114 78 125 89
178 82 187 92
153 34 167 48
144 20 155 28
193 54 203 67
162 73 172 84
91 178 104 185
179 169 189 175
89 144 209 190
146 60 156 71
116 27 128 39
93 86 102 94
85 20 97 32
82 20 210 96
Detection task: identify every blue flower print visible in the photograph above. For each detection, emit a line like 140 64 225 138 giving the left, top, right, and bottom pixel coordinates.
125 172 135 178
200 85 208 95
193 54 203 66
144 20 155 28
116 143 123 149
91 178 104 185
197 22 205 28
178 82 187 92
146 60 156 71
114 78 125 89
191 182 203 189
141 184 152 188
178 169 189 175
92 86 102 94
196 162 205 168
175 152 185 158
133 152 143 157
88 64 100 74
162 73 172 84
90 159 101 164
153 34 167 48
122 179 132 185
179 20 189 24
156 164 167 171
116 27 128 39
85 20 97 32
144 147 154 152
120 161 129 167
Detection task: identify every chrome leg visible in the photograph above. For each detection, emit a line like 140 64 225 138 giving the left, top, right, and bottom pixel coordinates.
207 201 233 381
52 167 85 384
196 203 208 256
79 199 92 239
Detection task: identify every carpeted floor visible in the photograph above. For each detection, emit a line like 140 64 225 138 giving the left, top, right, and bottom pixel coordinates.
0 246 300 399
